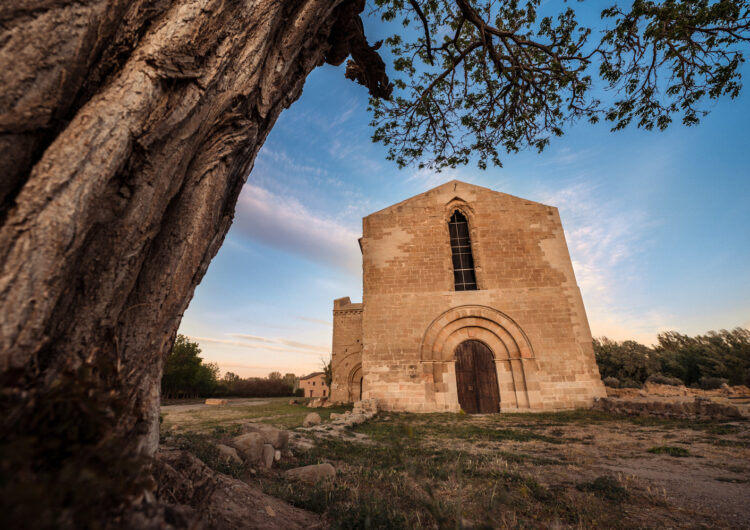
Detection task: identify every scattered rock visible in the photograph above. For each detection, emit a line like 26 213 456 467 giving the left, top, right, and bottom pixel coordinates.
288 399 299 405
231 432 264 463
285 463 336 484
241 423 289 451
593 396 746 420
291 436 315 451
303 412 321 427
352 398 378 415
274 450 281 462
216 444 242 465
205 398 227 406
643 382 690 397
347 413 368 425
262 444 275 469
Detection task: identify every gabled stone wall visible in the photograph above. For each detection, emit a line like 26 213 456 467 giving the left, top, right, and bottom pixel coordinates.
331 180 605 411
359 180 605 411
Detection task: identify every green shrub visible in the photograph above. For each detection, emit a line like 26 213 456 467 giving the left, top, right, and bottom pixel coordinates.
619 379 642 389
646 374 684 386
602 376 620 388
594 328 750 388
576 476 629 502
699 376 728 390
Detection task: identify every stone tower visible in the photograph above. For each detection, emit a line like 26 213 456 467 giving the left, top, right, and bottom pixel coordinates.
330 180 605 412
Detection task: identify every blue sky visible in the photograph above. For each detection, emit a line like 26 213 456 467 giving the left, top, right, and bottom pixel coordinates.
179 6 750 378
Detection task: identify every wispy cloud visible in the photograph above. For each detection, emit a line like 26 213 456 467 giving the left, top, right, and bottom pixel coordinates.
296 316 333 326
233 184 362 275
210 361 318 378
256 147 330 179
187 336 328 356
228 333 329 353
538 181 670 344
538 146 592 167
405 168 463 190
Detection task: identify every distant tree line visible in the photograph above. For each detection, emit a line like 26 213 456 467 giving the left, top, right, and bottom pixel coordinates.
213 371 299 398
161 335 298 398
594 328 750 389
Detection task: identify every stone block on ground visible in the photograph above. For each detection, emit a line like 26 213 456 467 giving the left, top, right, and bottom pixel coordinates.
231 432 264 463
261 444 275 469
285 463 336 484
216 444 242 464
241 423 289 451
303 412 321 427
351 398 378 416
205 398 228 406
348 413 368 426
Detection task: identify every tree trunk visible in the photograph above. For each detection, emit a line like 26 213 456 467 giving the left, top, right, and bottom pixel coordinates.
0 0 385 473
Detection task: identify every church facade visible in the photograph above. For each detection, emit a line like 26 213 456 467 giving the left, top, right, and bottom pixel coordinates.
330 181 605 412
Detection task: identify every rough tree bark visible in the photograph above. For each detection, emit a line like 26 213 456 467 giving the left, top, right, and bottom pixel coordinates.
0 0 388 463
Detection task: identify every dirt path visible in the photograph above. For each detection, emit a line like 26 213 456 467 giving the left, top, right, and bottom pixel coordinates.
602 457 750 526
161 398 270 413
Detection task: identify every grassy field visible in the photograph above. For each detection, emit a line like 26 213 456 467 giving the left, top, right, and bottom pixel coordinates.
161 398 750 528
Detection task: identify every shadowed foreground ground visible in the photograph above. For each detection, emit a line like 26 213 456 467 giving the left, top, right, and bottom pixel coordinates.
161 398 749 528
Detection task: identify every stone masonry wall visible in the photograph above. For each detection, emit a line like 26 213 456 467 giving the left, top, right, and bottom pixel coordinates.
330 297 363 403
360 180 605 412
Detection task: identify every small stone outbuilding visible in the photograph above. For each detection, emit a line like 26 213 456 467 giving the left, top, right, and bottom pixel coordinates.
298 372 329 398
330 180 605 412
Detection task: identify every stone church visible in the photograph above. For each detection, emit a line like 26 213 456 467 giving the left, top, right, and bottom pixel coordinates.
330 180 605 413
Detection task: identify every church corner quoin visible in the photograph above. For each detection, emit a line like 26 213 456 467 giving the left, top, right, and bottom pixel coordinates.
331 180 606 413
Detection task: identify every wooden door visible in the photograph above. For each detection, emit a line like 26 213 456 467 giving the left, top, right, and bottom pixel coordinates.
455 340 500 413
349 365 362 403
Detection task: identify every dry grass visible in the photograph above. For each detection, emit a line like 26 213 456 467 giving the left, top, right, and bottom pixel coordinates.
160 397 349 432
161 400 750 528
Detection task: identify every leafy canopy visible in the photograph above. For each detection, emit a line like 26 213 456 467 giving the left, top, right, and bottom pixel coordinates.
594 327 750 387
368 0 750 169
161 335 219 397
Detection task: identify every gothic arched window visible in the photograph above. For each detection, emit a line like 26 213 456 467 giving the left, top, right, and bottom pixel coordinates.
449 211 477 291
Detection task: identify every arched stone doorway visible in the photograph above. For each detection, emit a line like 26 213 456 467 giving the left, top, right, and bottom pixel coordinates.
454 340 500 413
419 305 543 412
348 364 363 402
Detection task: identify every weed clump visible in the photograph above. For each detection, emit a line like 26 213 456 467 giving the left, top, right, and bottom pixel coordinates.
165 430 245 478
699 376 729 390
648 446 690 457
646 374 684 386
576 476 629 502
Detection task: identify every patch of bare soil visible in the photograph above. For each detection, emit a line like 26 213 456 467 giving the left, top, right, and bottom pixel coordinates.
161 398 270 413
448 415 750 527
